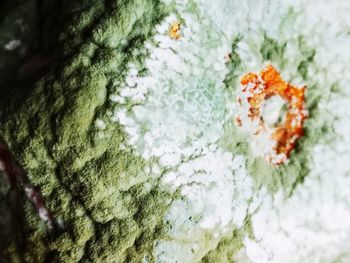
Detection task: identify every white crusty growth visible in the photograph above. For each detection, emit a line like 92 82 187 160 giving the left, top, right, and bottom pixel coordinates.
107 0 350 262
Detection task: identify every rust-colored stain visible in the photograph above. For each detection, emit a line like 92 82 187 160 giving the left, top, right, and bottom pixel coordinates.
238 65 308 164
168 22 181 40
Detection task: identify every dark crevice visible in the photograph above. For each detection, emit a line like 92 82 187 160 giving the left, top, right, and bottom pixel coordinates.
0 189 26 262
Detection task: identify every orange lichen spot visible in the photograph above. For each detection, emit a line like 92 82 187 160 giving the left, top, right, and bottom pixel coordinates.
240 73 260 86
236 65 308 165
168 22 181 40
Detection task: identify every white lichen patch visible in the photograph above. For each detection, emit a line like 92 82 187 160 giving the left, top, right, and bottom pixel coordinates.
95 119 107 130
4 39 21 51
261 96 286 128
111 9 232 167
157 151 252 262
244 134 350 262
108 3 253 260
236 0 350 262
106 0 350 261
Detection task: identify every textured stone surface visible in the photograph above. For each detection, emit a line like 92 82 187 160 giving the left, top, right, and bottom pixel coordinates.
1 0 350 262
0 0 172 262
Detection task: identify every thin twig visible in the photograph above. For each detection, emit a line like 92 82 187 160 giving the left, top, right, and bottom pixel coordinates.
0 143 56 232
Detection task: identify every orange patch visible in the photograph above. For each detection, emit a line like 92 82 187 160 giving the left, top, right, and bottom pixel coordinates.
168 22 181 40
237 65 308 164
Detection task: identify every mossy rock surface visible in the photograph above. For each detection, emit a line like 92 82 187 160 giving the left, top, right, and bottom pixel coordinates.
1 0 350 262
0 1 173 262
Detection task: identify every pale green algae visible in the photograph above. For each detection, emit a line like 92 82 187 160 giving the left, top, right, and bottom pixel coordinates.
0 0 177 262
200 218 255 263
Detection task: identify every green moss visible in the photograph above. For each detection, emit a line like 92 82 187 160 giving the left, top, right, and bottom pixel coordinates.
201 229 244 263
91 0 166 48
260 34 287 63
297 37 316 80
201 216 255 263
223 35 243 88
0 0 173 261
